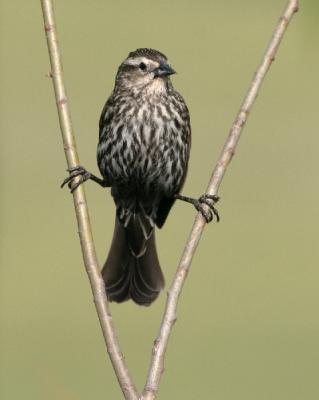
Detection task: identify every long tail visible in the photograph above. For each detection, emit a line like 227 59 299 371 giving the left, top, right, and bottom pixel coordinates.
101 217 164 305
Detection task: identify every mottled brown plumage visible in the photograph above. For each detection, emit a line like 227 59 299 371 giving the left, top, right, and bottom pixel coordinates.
62 48 219 305
97 49 191 305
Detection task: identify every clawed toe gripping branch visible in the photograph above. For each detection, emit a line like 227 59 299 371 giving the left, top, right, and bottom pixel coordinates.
41 0 298 398
61 166 109 192
62 165 220 222
175 193 220 223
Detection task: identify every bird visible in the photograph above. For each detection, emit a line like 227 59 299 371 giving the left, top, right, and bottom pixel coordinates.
62 48 219 306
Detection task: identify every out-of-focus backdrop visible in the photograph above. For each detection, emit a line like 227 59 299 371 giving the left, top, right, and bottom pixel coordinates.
1 1 318 399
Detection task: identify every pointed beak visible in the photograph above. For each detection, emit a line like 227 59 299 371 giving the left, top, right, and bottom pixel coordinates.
153 62 176 78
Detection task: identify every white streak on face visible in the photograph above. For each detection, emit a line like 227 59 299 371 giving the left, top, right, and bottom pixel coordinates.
120 57 170 92
123 57 159 71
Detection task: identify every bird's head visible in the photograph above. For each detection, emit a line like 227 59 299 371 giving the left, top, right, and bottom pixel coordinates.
115 48 176 95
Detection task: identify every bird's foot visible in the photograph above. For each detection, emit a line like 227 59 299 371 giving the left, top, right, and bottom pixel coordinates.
61 165 92 193
195 194 220 223
175 193 220 223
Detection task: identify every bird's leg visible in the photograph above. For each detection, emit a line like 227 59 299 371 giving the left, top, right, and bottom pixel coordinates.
61 165 109 193
175 193 220 223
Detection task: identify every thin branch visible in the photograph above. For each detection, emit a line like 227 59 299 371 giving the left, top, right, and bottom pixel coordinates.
40 1 139 399
142 1 299 398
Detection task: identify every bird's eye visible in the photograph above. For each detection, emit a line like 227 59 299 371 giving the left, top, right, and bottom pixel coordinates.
139 62 147 71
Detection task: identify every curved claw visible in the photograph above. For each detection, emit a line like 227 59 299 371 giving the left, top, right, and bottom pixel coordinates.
69 175 89 193
211 206 220 222
196 203 213 223
175 192 220 223
61 165 90 192
199 194 220 204
197 193 220 223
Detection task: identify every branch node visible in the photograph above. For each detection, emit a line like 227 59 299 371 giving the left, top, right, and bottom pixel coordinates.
170 317 177 326
57 97 67 106
152 338 160 355
63 144 74 152
279 15 289 25
44 23 54 33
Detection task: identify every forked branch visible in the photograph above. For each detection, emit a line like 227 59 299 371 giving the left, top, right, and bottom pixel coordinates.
142 1 299 398
41 0 299 399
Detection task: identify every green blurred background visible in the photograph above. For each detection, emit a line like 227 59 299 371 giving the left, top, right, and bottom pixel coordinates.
1 0 319 399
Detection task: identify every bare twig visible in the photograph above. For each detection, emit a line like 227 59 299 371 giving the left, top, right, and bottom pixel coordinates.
40 1 139 399
142 1 299 398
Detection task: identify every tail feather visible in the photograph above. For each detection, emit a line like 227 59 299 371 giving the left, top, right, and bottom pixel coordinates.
101 217 164 305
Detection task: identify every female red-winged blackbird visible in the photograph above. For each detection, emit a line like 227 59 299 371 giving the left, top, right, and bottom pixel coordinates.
62 48 219 305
